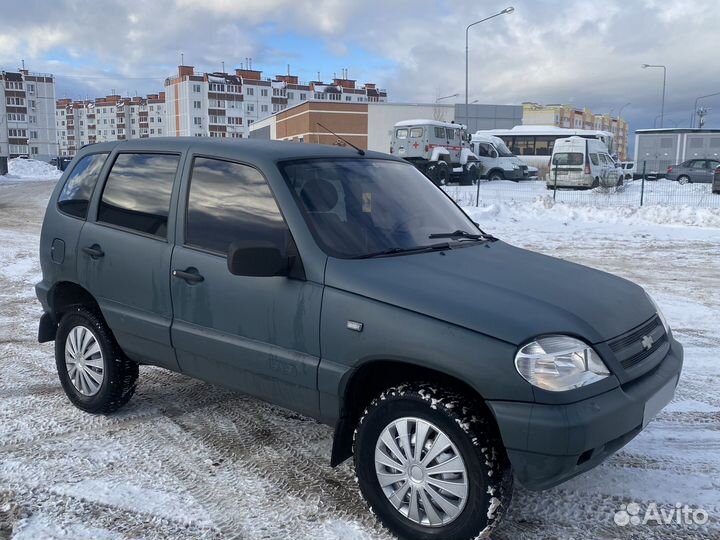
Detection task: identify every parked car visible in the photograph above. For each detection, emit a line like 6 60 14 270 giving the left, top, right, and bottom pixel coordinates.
390 119 480 186
619 161 636 181
547 136 622 189
666 159 720 184
470 134 530 181
713 166 720 194
37 138 683 540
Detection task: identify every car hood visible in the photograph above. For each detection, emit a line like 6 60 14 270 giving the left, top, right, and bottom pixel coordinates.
325 241 655 345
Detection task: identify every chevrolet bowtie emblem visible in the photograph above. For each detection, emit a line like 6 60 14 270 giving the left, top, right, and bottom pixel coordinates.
641 335 654 351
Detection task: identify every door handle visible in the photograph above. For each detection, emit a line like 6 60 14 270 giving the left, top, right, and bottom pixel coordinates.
82 245 104 259
172 268 204 284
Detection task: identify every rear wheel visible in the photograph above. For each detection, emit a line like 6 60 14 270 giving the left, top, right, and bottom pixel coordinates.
56 307 139 414
461 163 480 186
433 161 450 186
678 175 690 185
354 383 512 540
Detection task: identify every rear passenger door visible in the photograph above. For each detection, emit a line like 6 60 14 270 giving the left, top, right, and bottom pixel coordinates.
170 156 322 417
78 152 182 370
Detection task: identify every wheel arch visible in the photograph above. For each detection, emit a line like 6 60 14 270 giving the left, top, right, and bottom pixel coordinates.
41 281 103 342
330 359 497 467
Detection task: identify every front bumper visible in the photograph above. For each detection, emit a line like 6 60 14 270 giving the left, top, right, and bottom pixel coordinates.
505 168 528 180
488 337 683 491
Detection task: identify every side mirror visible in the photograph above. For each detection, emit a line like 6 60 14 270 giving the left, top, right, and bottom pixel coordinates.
227 240 289 277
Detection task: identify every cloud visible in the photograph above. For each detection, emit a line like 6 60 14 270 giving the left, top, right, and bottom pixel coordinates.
1 0 719 134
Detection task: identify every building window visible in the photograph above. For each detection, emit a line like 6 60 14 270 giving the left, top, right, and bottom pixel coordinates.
261 88 268 97
300 93 306 100
246 104 254 112
31 147 38 155
287 92 294 99
261 104 268 112
29 130 38 139
193 100 201 109
158 128 162 135
193 84 201 92
246 87 254 96
194 117 202 125
27 84 35 92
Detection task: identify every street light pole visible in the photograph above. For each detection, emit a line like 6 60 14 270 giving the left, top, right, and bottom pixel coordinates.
691 91 720 128
466 7 514 125
641 64 666 128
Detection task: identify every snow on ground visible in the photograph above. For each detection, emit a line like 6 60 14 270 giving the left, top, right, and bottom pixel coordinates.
2 158 62 181
0 179 718 539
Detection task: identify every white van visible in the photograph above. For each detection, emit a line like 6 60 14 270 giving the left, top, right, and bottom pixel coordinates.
548 137 622 189
470 134 530 181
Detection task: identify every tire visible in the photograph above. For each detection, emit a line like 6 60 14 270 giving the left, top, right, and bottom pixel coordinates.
354 383 513 540
488 170 504 182
678 175 690 185
461 164 479 186
55 306 139 414
434 161 450 186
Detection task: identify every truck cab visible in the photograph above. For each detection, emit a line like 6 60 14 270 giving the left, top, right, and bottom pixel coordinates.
470 134 530 182
390 119 480 186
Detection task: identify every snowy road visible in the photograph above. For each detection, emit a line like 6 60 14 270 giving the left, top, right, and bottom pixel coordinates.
0 179 718 539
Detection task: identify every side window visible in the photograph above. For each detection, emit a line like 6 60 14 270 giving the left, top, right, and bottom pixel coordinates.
98 153 179 238
446 129 455 140
434 127 446 139
691 160 706 169
476 143 491 157
589 153 599 166
57 153 108 219
185 157 288 254
409 127 423 138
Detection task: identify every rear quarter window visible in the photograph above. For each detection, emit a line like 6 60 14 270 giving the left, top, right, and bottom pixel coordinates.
57 153 108 219
590 153 599 166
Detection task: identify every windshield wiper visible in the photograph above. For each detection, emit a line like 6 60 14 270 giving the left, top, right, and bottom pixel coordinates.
353 242 452 259
428 229 497 241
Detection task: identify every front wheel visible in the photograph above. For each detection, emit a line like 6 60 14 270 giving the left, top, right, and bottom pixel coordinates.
354 384 512 540
56 307 139 414
488 170 504 182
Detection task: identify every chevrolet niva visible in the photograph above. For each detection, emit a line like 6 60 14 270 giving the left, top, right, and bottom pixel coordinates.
37 138 683 540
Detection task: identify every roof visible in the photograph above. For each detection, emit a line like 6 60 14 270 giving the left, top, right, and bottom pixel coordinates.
475 125 612 137
635 128 720 134
76 137 398 163
394 119 466 129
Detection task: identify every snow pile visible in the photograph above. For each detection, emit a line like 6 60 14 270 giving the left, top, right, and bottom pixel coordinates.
3 158 62 180
463 198 720 229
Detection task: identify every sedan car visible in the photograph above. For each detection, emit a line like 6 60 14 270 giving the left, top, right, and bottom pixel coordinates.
666 159 720 184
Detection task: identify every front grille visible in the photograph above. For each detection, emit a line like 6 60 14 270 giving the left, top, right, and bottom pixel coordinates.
608 315 668 371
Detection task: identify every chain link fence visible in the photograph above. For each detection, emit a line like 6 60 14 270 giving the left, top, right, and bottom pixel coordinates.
444 163 720 209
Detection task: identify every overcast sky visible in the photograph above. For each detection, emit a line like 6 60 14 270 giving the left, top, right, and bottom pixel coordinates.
2 0 719 139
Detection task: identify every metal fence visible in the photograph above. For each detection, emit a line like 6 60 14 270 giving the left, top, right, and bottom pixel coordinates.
444 166 720 209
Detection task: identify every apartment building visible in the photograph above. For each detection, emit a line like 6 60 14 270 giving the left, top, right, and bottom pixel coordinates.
164 65 386 139
56 92 166 156
523 102 629 160
0 69 57 160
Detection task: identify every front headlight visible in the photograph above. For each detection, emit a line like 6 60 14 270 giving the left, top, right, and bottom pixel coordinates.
646 291 670 334
514 336 610 392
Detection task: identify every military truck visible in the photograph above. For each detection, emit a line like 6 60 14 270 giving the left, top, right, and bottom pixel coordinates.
389 119 480 185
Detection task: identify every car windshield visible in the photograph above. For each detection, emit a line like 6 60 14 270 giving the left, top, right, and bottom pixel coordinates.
279 158 482 258
494 140 514 157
